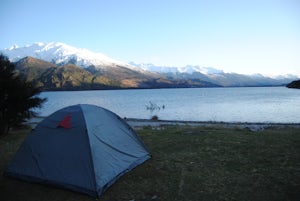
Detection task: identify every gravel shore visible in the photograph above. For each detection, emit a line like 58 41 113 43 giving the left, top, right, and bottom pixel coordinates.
27 117 300 132
126 118 300 131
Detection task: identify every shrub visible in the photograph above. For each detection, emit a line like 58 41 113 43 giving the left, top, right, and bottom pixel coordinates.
151 115 159 121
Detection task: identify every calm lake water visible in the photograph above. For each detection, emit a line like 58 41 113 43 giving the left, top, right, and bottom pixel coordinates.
36 87 300 123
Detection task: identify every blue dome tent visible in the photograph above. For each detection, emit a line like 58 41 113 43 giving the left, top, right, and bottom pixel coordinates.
5 104 150 197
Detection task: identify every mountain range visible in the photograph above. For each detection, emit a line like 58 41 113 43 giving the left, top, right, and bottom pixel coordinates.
1 42 299 90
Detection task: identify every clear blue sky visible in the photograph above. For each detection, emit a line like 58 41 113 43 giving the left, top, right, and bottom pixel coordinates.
1 0 299 75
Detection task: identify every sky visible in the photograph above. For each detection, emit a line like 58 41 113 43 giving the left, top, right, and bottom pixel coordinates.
1 0 299 75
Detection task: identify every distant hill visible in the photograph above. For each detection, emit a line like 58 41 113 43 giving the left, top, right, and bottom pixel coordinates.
14 56 218 91
132 63 300 87
286 80 300 89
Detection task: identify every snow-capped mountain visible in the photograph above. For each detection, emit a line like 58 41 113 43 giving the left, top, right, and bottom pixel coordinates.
129 62 300 87
1 42 299 88
2 42 140 71
130 62 224 75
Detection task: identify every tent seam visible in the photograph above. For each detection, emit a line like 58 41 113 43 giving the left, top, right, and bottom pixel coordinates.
79 104 99 197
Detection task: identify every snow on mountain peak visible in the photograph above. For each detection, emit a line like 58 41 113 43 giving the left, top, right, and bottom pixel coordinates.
130 62 224 75
1 42 130 68
8 44 19 50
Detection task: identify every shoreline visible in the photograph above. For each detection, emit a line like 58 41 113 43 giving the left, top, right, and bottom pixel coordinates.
27 117 300 131
125 118 300 131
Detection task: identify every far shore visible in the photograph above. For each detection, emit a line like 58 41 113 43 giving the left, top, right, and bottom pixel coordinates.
27 116 300 131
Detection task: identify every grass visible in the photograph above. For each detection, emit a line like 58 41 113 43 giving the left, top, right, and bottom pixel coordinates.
0 125 300 201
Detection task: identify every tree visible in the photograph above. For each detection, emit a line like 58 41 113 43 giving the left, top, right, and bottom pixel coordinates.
0 54 46 135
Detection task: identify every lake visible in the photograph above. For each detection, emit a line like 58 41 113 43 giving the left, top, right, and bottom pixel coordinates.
36 87 300 123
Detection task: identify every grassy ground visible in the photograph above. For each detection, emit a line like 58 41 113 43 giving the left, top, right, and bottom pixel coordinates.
0 126 300 201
